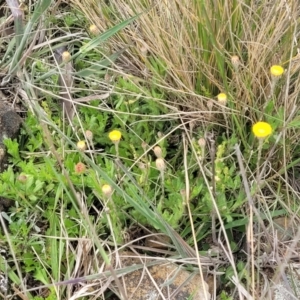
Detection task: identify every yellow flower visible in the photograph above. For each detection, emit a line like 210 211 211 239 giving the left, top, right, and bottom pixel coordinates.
89 24 99 35
252 121 272 138
102 184 113 197
270 65 284 77
109 130 122 142
62 51 71 62
217 93 227 105
77 140 86 151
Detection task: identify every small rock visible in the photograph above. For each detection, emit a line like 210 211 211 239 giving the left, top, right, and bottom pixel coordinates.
110 251 211 300
273 266 300 300
271 217 295 241
0 102 22 171
0 273 8 294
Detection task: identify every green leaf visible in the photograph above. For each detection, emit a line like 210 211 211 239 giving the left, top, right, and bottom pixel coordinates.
76 49 126 77
3 139 20 160
78 14 141 56
33 180 44 193
34 267 49 285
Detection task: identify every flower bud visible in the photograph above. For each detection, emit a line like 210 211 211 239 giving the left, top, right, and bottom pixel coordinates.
140 43 149 56
153 146 163 158
155 158 166 171
89 24 100 35
157 132 163 138
198 138 206 148
207 100 213 111
85 130 93 142
141 141 148 151
18 174 28 183
74 162 86 174
231 55 240 71
138 162 147 170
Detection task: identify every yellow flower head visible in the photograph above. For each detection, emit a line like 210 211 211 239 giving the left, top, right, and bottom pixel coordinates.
270 65 284 77
109 130 122 142
77 140 86 151
102 184 113 197
89 24 99 35
252 121 272 138
62 51 71 62
217 93 227 105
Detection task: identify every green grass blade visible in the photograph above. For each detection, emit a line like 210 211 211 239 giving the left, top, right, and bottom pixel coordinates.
77 14 141 57
76 49 126 77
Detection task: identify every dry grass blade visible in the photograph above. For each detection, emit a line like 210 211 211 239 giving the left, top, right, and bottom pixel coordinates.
54 46 75 120
5 0 24 45
2 0 52 84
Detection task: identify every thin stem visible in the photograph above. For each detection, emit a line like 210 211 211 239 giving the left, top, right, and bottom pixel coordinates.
222 106 229 138
256 139 263 184
207 132 217 244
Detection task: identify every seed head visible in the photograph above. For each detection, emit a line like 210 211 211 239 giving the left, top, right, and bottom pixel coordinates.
85 130 93 142
207 100 213 110
198 138 206 148
231 55 240 71
140 43 149 56
155 158 166 172
153 146 163 158
157 132 163 138
18 174 27 183
141 141 148 150
138 162 147 170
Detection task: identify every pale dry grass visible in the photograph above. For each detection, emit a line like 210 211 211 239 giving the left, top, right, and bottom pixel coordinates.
70 0 300 115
